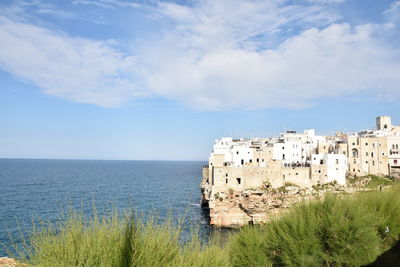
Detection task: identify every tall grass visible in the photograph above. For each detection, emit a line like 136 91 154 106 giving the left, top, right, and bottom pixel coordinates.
13 208 229 267
229 187 400 267
11 187 400 266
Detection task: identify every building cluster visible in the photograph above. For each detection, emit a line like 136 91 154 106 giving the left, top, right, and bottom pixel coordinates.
203 116 400 191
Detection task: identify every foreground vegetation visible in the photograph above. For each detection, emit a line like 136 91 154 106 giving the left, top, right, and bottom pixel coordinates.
11 186 400 267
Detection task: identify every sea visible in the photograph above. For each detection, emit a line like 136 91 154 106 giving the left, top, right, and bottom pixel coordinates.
0 159 212 257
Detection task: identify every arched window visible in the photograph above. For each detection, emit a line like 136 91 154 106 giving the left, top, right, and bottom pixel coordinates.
352 148 359 158
396 144 399 149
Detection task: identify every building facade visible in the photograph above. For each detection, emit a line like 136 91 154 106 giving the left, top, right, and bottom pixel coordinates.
203 116 400 194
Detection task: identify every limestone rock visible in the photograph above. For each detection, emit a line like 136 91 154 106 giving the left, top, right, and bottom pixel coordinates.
0 258 17 267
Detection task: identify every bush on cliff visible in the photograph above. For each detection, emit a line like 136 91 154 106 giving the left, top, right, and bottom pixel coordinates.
229 187 400 267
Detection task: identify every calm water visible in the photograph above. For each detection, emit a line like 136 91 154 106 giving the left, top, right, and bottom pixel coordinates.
0 159 211 256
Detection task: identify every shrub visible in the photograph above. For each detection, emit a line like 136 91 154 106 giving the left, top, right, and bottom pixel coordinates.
229 188 400 267
13 208 229 267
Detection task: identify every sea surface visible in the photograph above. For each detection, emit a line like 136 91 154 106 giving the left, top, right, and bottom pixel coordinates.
0 159 211 257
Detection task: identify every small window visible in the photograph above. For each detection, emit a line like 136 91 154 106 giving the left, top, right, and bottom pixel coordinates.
336 159 339 164
320 159 323 165
256 158 259 163
226 173 228 177
366 152 368 156
395 160 398 164
236 151 239 154
225 179 228 184
283 154 285 160
371 152 374 157
366 161 368 164
353 168 355 172
352 142 355 145
249 159 252 163
353 159 356 164
236 178 241 185
372 161 375 166
318 170 321 173
365 143 368 146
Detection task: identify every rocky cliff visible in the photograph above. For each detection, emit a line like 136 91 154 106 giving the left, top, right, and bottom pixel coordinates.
201 181 367 228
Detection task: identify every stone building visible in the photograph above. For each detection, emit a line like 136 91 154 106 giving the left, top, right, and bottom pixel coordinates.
201 116 400 227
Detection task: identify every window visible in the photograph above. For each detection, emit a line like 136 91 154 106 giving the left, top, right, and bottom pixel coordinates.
256 158 259 163
336 159 339 164
320 159 323 165
395 160 398 164
241 159 244 165
366 152 369 156
236 151 239 154
249 159 252 163
366 161 368 164
365 143 368 146
353 168 355 172
373 143 375 148
236 178 241 185
371 152 374 157
282 154 285 160
353 159 356 164
225 179 228 184
226 173 228 177
352 142 356 145
372 161 375 166
318 170 321 173
352 149 359 158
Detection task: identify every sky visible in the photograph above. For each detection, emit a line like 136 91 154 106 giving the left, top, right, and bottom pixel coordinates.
0 0 400 160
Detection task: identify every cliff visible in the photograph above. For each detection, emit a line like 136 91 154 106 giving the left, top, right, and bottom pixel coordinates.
200 178 382 228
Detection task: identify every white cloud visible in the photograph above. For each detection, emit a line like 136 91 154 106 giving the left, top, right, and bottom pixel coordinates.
136 0 400 109
0 16 148 107
384 0 400 22
0 0 399 110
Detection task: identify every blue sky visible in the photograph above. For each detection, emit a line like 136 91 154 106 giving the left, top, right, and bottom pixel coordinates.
0 0 399 160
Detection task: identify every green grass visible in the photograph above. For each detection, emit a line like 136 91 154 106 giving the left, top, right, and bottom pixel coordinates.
12 209 229 267
229 187 400 267
348 174 398 188
10 187 400 267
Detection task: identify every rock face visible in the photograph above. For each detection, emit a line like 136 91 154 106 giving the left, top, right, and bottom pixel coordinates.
206 187 314 227
0 258 17 267
201 181 358 228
